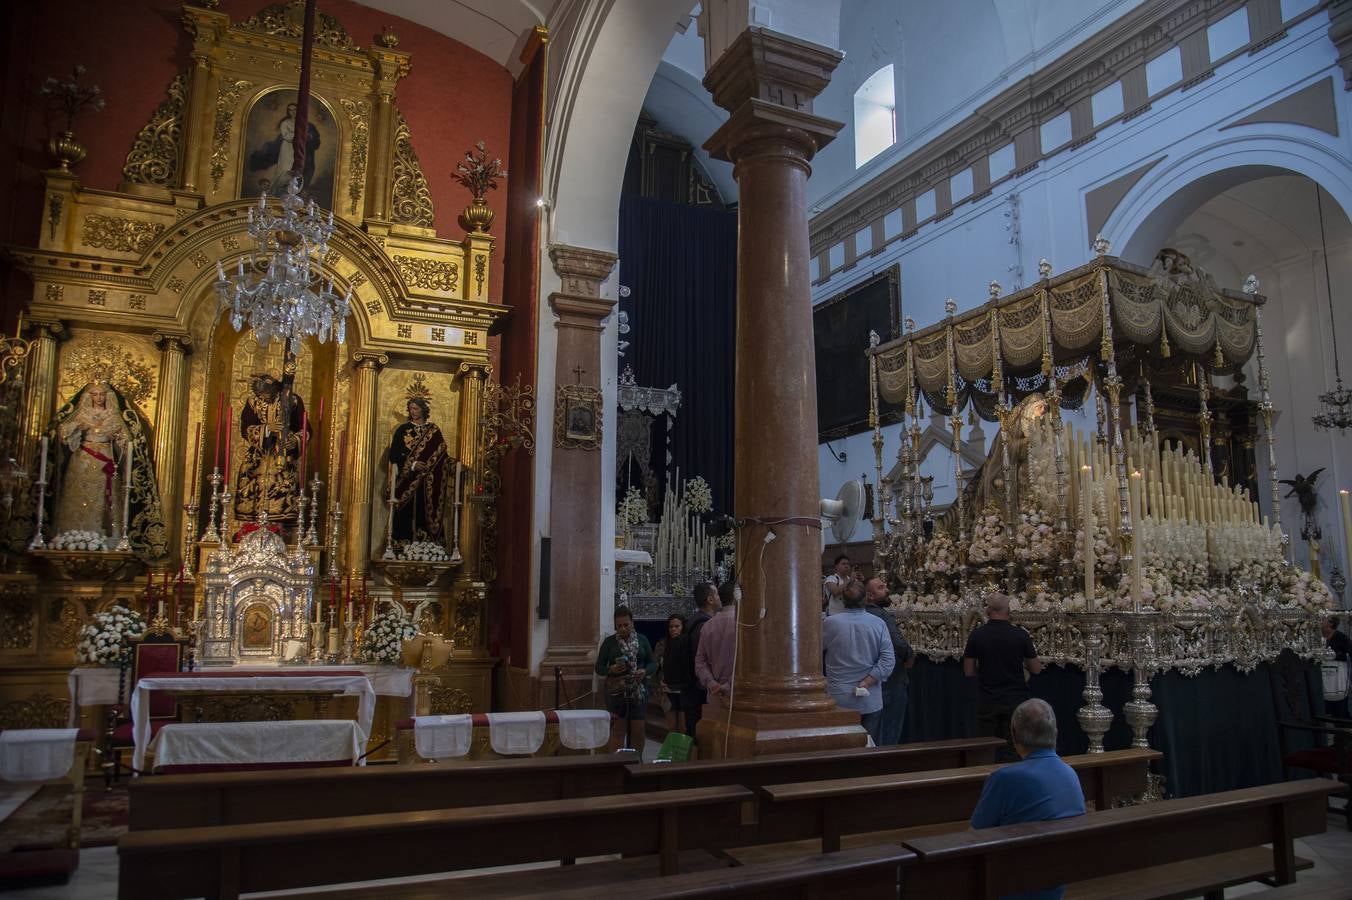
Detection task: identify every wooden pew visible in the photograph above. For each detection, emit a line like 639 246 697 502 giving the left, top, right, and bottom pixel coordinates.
128 752 630 830
623 736 1005 793
117 784 754 900
129 734 1005 830
898 779 1345 899
751 748 1160 852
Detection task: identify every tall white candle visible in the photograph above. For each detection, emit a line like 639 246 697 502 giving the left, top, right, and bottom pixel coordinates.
1082 465 1095 609
122 441 133 538
389 462 397 503
1340 490 1352 594
1129 471 1144 612
37 435 48 485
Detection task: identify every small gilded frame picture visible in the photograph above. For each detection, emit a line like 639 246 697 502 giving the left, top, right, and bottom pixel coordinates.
564 398 597 442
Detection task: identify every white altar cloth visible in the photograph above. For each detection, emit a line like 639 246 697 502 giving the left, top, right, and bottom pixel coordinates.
0 729 80 782
149 720 364 770
413 715 473 760
554 709 610 751
486 711 547 756
131 674 376 772
67 663 413 725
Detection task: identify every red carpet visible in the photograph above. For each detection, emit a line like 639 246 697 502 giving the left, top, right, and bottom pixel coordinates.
0 784 128 852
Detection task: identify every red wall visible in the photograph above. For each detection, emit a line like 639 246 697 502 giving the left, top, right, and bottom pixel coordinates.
0 0 514 328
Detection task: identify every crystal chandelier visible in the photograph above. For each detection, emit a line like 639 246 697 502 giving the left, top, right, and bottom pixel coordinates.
1311 184 1351 433
215 179 350 352
212 0 348 354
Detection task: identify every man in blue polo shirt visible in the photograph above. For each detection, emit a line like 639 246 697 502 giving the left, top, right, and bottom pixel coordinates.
970 698 1085 900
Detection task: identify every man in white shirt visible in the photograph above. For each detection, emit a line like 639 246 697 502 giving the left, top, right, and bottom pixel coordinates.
822 554 853 616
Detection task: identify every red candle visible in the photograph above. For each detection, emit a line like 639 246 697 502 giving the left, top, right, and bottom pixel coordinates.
190 422 202 492
213 392 224 471
223 407 233 487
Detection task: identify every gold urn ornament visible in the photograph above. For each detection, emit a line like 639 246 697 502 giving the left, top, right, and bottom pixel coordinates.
47 131 87 172
38 65 104 172
451 141 505 234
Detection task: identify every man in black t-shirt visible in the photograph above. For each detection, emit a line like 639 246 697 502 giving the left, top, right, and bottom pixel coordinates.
963 592 1044 760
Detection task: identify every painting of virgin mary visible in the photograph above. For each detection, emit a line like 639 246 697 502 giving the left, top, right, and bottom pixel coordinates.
242 89 337 208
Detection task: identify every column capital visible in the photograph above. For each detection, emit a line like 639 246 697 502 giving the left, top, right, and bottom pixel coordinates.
153 331 193 353
352 351 390 370
457 361 493 380
703 27 842 117
21 319 65 341
548 244 618 297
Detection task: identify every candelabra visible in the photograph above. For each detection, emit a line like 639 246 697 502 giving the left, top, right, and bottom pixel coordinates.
1076 614 1113 753
181 498 198 577
0 456 27 526
27 464 49 551
1123 613 1158 750
218 482 233 547
114 446 133 552
305 474 322 546
342 618 356 664
449 478 464 566
202 469 222 543
382 490 396 561
310 618 326 664
327 498 343 580
295 489 309 554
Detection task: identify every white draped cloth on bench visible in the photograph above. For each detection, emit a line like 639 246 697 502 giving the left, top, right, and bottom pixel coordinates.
555 709 610 750
0 728 80 782
131 674 376 772
149 720 365 770
487 711 547 755
414 714 473 759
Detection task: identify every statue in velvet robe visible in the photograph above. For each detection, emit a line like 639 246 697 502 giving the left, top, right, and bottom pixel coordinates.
387 398 452 545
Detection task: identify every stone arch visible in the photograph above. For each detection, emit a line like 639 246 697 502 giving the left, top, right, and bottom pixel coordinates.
1104 135 1352 265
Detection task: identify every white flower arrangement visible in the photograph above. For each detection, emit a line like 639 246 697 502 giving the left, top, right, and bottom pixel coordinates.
360 608 420 664
398 541 449 562
923 530 958 578
619 487 649 527
968 511 1008 565
1281 570 1337 612
1013 505 1056 564
76 605 147 666
683 476 713 514
1072 519 1120 581
53 530 108 552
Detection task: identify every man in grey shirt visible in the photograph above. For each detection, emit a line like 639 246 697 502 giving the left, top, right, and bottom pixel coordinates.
822 582 895 743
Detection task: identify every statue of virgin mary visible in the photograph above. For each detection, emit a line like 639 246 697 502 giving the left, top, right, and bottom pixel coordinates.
45 381 168 558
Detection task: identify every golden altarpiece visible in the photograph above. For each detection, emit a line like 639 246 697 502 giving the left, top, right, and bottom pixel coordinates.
0 3 514 754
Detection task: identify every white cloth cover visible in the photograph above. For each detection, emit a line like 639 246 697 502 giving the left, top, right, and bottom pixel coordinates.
554 709 610 750
0 729 80 782
1324 660 1349 702
67 663 414 725
130 675 376 773
486 711 547 756
413 714 473 760
148 720 363 769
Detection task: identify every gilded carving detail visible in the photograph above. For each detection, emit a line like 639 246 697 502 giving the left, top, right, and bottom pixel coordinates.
431 327 445 343
210 78 254 191
0 599 35 650
339 98 370 215
365 298 382 316
50 598 84 649
122 73 187 187
167 275 186 293
391 109 435 227
428 685 473 715
397 324 412 339
60 337 158 408
475 254 486 296
87 289 107 306
45 284 63 302
128 294 147 310
0 692 70 729
81 214 166 254
47 194 62 240
464 332 478 346
451 594 480 649
236 1 361 51
394 255 458 292
221 235 239 252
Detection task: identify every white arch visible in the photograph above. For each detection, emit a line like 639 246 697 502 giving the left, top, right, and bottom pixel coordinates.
1104 134 1352 264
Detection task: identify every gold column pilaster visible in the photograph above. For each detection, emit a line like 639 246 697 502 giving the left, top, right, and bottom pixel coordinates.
344 352 387 575
457 363 489 578
153 333 192 560
179 6 228 194
364 48 408 222
20 320 64 467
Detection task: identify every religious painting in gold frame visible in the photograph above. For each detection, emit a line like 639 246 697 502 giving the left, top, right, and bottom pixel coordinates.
555 385 603 451
241 602 274 650
240 89 338 207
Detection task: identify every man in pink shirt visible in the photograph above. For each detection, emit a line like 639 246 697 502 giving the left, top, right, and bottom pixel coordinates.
695 582 738 701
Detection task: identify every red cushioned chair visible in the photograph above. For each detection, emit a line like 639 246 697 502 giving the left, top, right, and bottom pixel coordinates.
103 630 185 786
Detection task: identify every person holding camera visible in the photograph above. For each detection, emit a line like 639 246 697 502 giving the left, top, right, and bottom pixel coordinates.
594 606 655 753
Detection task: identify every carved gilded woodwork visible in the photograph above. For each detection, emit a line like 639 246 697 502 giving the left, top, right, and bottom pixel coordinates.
338 98 370 215
0 597 35 650
391 109 435 227
237 1 361 52
209 78 255 192
394 255 458 292
0 691 70 729
429 685 472 715
122 73 188 187
81 214 167 254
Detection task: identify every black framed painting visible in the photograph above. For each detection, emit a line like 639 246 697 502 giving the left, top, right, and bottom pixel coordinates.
812 265 901 439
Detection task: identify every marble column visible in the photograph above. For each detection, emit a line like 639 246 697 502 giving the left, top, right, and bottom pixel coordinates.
456 362 488 578
538 245 617 707
152 332 192 560
20 319 64 468
698 28 862 756
344 352 387 575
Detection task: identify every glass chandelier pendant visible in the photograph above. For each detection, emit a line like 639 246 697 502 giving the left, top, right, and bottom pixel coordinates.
215 177 351 353
1312 375 1352 432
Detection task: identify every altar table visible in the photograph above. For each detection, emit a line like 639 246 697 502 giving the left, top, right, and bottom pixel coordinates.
148 720 365 773
131 673 377 772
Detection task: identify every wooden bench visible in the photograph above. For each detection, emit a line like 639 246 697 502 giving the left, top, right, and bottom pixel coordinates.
750 748 1160 852
127 751 630 830
623 736 1005 793
898 779 1346 899
128 735 1005 830
117 784 754 900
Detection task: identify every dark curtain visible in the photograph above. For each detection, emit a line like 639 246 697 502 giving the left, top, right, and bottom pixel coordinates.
617 195 737 513
904 652 1322 798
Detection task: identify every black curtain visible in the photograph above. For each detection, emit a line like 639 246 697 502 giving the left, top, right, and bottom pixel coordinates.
617 195 737 514
904 652 1322 798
